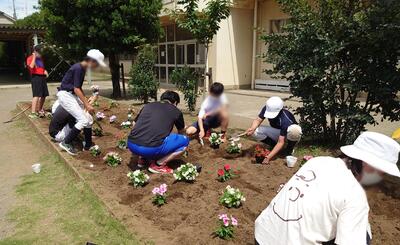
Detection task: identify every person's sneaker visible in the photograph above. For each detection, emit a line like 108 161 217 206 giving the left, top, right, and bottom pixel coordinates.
38 110 45 118
28 112 39 119
82 141 95 151
137 157 147 168
59 142 78 156
148 163 173 174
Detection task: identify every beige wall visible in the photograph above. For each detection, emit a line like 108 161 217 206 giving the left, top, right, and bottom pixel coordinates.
255 0 288 80
0 16 15 25
211 7 254 89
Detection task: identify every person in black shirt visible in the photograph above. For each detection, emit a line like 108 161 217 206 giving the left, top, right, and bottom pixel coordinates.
128 91 189 174
245 96 302 164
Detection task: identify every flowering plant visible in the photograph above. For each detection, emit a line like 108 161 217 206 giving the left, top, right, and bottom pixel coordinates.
220 185 246 208
117 139 127 149
217 164 235 182
93 101 99 107
92 127 103 137
91 85 100 95
95 111 106 121
255 145 269 157
109 100 118 109
214 214 238 240
127 170 150 187
103 152 122 167
121 121 132 129
109 115 117 123
173 163 199 182
300 155 314 167
152 183 168 206
89 145 101 156
209 133 223 146
226 139 242 154
127 113 133 121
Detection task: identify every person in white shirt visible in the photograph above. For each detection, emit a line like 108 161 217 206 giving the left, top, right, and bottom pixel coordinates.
186 82 229 139
255 132 400 245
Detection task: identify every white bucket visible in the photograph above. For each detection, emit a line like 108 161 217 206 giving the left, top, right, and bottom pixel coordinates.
32 163 41 173
286 156 298 168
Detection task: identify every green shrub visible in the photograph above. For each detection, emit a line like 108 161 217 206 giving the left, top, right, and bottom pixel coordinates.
128 45 159 103
170 67 199 112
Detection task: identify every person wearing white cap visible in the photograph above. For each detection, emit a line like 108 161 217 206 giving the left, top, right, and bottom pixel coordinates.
56 49 106 155
245 96 302 164
255 132 400 245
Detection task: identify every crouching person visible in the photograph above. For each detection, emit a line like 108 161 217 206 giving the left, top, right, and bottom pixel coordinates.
186 82 229 140
255 132 400 245
57 49 106 155
128 91 189 174
245 96 302 164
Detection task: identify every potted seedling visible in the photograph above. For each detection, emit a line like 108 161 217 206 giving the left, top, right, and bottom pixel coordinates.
117 139 127 149
89 145 101 156
209 133 223 149
254 145 269 164
224 139 243 159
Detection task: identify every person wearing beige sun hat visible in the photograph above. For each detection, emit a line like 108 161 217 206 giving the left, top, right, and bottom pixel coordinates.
255 131 400 245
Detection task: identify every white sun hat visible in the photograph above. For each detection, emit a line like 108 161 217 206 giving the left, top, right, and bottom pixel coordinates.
340 132 400 177
264 96 284 119
87 49 107 67
287 124 302 142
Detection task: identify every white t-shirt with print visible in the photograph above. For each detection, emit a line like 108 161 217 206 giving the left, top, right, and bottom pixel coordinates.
255 157 370 245
198 93 228 118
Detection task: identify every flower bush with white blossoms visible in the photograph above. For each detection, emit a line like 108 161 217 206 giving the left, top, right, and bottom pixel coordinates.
89 145 101 157
127 170 150 187
209 133 223 146
219 185 246 208
127 113 133 121
109 115 117 123
103 152 122 167
173 163 199 182
117 139 127 149
91 85 100 95
226 139 242 154
152 183 168 206
121 121 132 129
95 111 106 121
214 214 238 240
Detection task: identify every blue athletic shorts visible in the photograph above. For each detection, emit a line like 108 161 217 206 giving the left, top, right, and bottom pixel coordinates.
128 133 189 160
192 115 221 132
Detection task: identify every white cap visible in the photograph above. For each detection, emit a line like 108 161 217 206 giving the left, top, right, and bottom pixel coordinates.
341 132 400 177
264 96 284 119
287 124 302 142
87 49 106 67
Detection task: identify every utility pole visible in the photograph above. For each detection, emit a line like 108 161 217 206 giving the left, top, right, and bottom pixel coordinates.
12 0 17 19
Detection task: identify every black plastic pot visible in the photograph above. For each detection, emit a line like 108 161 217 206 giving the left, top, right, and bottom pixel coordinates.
210 144 220 149
255 156 265 164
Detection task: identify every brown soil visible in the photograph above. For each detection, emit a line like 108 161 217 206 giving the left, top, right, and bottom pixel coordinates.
29 99 400 245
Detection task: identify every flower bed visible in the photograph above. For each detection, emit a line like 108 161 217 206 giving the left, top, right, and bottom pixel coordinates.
27 98 400 245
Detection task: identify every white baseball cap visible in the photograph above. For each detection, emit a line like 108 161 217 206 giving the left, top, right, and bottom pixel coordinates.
287 124 302 142
264 96 284 119
340 132 400 177
87 49 106 67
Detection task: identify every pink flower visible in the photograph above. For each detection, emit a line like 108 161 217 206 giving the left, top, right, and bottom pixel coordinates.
222 217 230 227
303 155 314 161
231 216 238 226
218 214 228 220
152 187 160 195
159 184 167 195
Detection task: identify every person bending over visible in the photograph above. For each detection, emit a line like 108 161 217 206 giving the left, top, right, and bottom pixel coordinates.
128 91 189 174
57 49 106 155
255 132 400 245
245 96 302 164
186 82 229 140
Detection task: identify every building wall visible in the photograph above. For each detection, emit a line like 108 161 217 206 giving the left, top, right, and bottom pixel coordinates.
255 0 289 80
212 7 254 89
0 15 15 25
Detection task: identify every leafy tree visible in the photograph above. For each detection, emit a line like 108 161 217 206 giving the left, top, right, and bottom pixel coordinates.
172 0 230 89
14 12 46 28
40 0 163 97
128 45 158 103
263 0 400 144
170 67 199 112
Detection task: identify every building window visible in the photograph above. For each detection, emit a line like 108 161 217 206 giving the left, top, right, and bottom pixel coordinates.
270 19 290 34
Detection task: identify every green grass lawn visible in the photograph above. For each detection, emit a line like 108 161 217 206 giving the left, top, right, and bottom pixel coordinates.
0 119 140 245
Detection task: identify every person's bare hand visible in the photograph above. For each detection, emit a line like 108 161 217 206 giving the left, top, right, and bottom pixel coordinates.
199 130 205 139
246 128 255 136
262 157 270 165
86 104 95 114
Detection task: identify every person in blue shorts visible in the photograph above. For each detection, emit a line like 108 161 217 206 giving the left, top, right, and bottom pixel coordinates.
127 91 189 174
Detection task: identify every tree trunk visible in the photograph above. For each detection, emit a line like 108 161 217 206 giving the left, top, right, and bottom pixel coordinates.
109 52 121 98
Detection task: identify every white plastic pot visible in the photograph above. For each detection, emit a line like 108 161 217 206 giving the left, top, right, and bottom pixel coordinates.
286 156 298 168
32 163 41 173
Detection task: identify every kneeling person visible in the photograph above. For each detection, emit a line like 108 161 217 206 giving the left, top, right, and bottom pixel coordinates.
186 82 229 139
246 96 302 164
128 91 189 174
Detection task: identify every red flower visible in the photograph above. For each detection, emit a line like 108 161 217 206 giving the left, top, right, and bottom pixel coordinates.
224 164 231 171
217 169 225 176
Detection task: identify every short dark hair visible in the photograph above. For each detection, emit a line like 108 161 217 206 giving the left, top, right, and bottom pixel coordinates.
83 56 98 65
210 82 224 96
161 90 180 104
